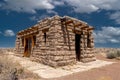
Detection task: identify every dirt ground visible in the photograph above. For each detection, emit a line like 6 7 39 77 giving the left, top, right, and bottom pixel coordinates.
44 54 120 80
1 51 120 80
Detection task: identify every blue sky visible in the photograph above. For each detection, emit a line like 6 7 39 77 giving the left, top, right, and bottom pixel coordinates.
0 0 120 48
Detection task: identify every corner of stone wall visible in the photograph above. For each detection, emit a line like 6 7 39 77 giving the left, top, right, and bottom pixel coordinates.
80 48 96 62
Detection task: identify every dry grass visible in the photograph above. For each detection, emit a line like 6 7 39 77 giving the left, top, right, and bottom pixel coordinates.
0 51 40 80
19 70 40 80
106 50 120 59
0 55 21 80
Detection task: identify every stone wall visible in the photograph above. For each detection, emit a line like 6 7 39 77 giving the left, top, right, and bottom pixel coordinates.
54 16 95 62
30 16 77 67
16 15 95 67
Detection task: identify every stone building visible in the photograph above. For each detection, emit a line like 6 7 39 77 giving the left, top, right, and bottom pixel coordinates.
16 15 95 67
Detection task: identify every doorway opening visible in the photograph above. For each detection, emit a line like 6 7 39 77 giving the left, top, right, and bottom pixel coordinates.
75 34 81 61
24 37 32 57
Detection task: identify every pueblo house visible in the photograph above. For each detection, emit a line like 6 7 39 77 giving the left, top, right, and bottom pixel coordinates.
16 15 95 67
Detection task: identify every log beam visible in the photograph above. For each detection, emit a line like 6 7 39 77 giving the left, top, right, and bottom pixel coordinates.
74 23 82 27
87 26 94 30
65 20 73 24
81 25 89 29
17 27 38 36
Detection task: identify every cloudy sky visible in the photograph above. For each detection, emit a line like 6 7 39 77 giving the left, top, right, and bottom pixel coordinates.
0 0 120 48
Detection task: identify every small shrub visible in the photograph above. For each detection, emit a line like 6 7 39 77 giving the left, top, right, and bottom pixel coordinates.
0 51 40 80
107 50 120 59
107 52 116 59
116 50 120 56
19 70 40 80
0 55 23 80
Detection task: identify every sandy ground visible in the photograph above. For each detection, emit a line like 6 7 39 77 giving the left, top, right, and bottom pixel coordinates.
45 54 120 80
4 52 119 80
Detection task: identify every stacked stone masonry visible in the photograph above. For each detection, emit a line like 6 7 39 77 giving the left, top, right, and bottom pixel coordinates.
16 15 96 67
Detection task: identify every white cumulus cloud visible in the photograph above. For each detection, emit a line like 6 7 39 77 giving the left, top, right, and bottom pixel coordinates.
1 0 120 14
62 0 120 13
94 26 120 43
1 0 54 13
109 11 120 24
46 10 58 15
4 29 15 37
49 0 64 6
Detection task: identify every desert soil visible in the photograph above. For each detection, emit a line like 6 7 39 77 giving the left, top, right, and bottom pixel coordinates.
1 51 120 80
45 54 120 80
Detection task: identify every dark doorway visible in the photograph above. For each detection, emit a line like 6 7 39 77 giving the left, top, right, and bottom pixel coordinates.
75 34 81 61
24 37 32 57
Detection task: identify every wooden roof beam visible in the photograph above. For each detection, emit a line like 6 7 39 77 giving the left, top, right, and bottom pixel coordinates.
87 26 94 30
19 29 30 35
74 23 82 27
23 27 38 33
17 33 22 35
65 20 73 24
18 30 24 34
81 25 89 29
74 30 82 34
31 26 38 30
17 30 25 35
17 26 38 36
27 28 35 32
